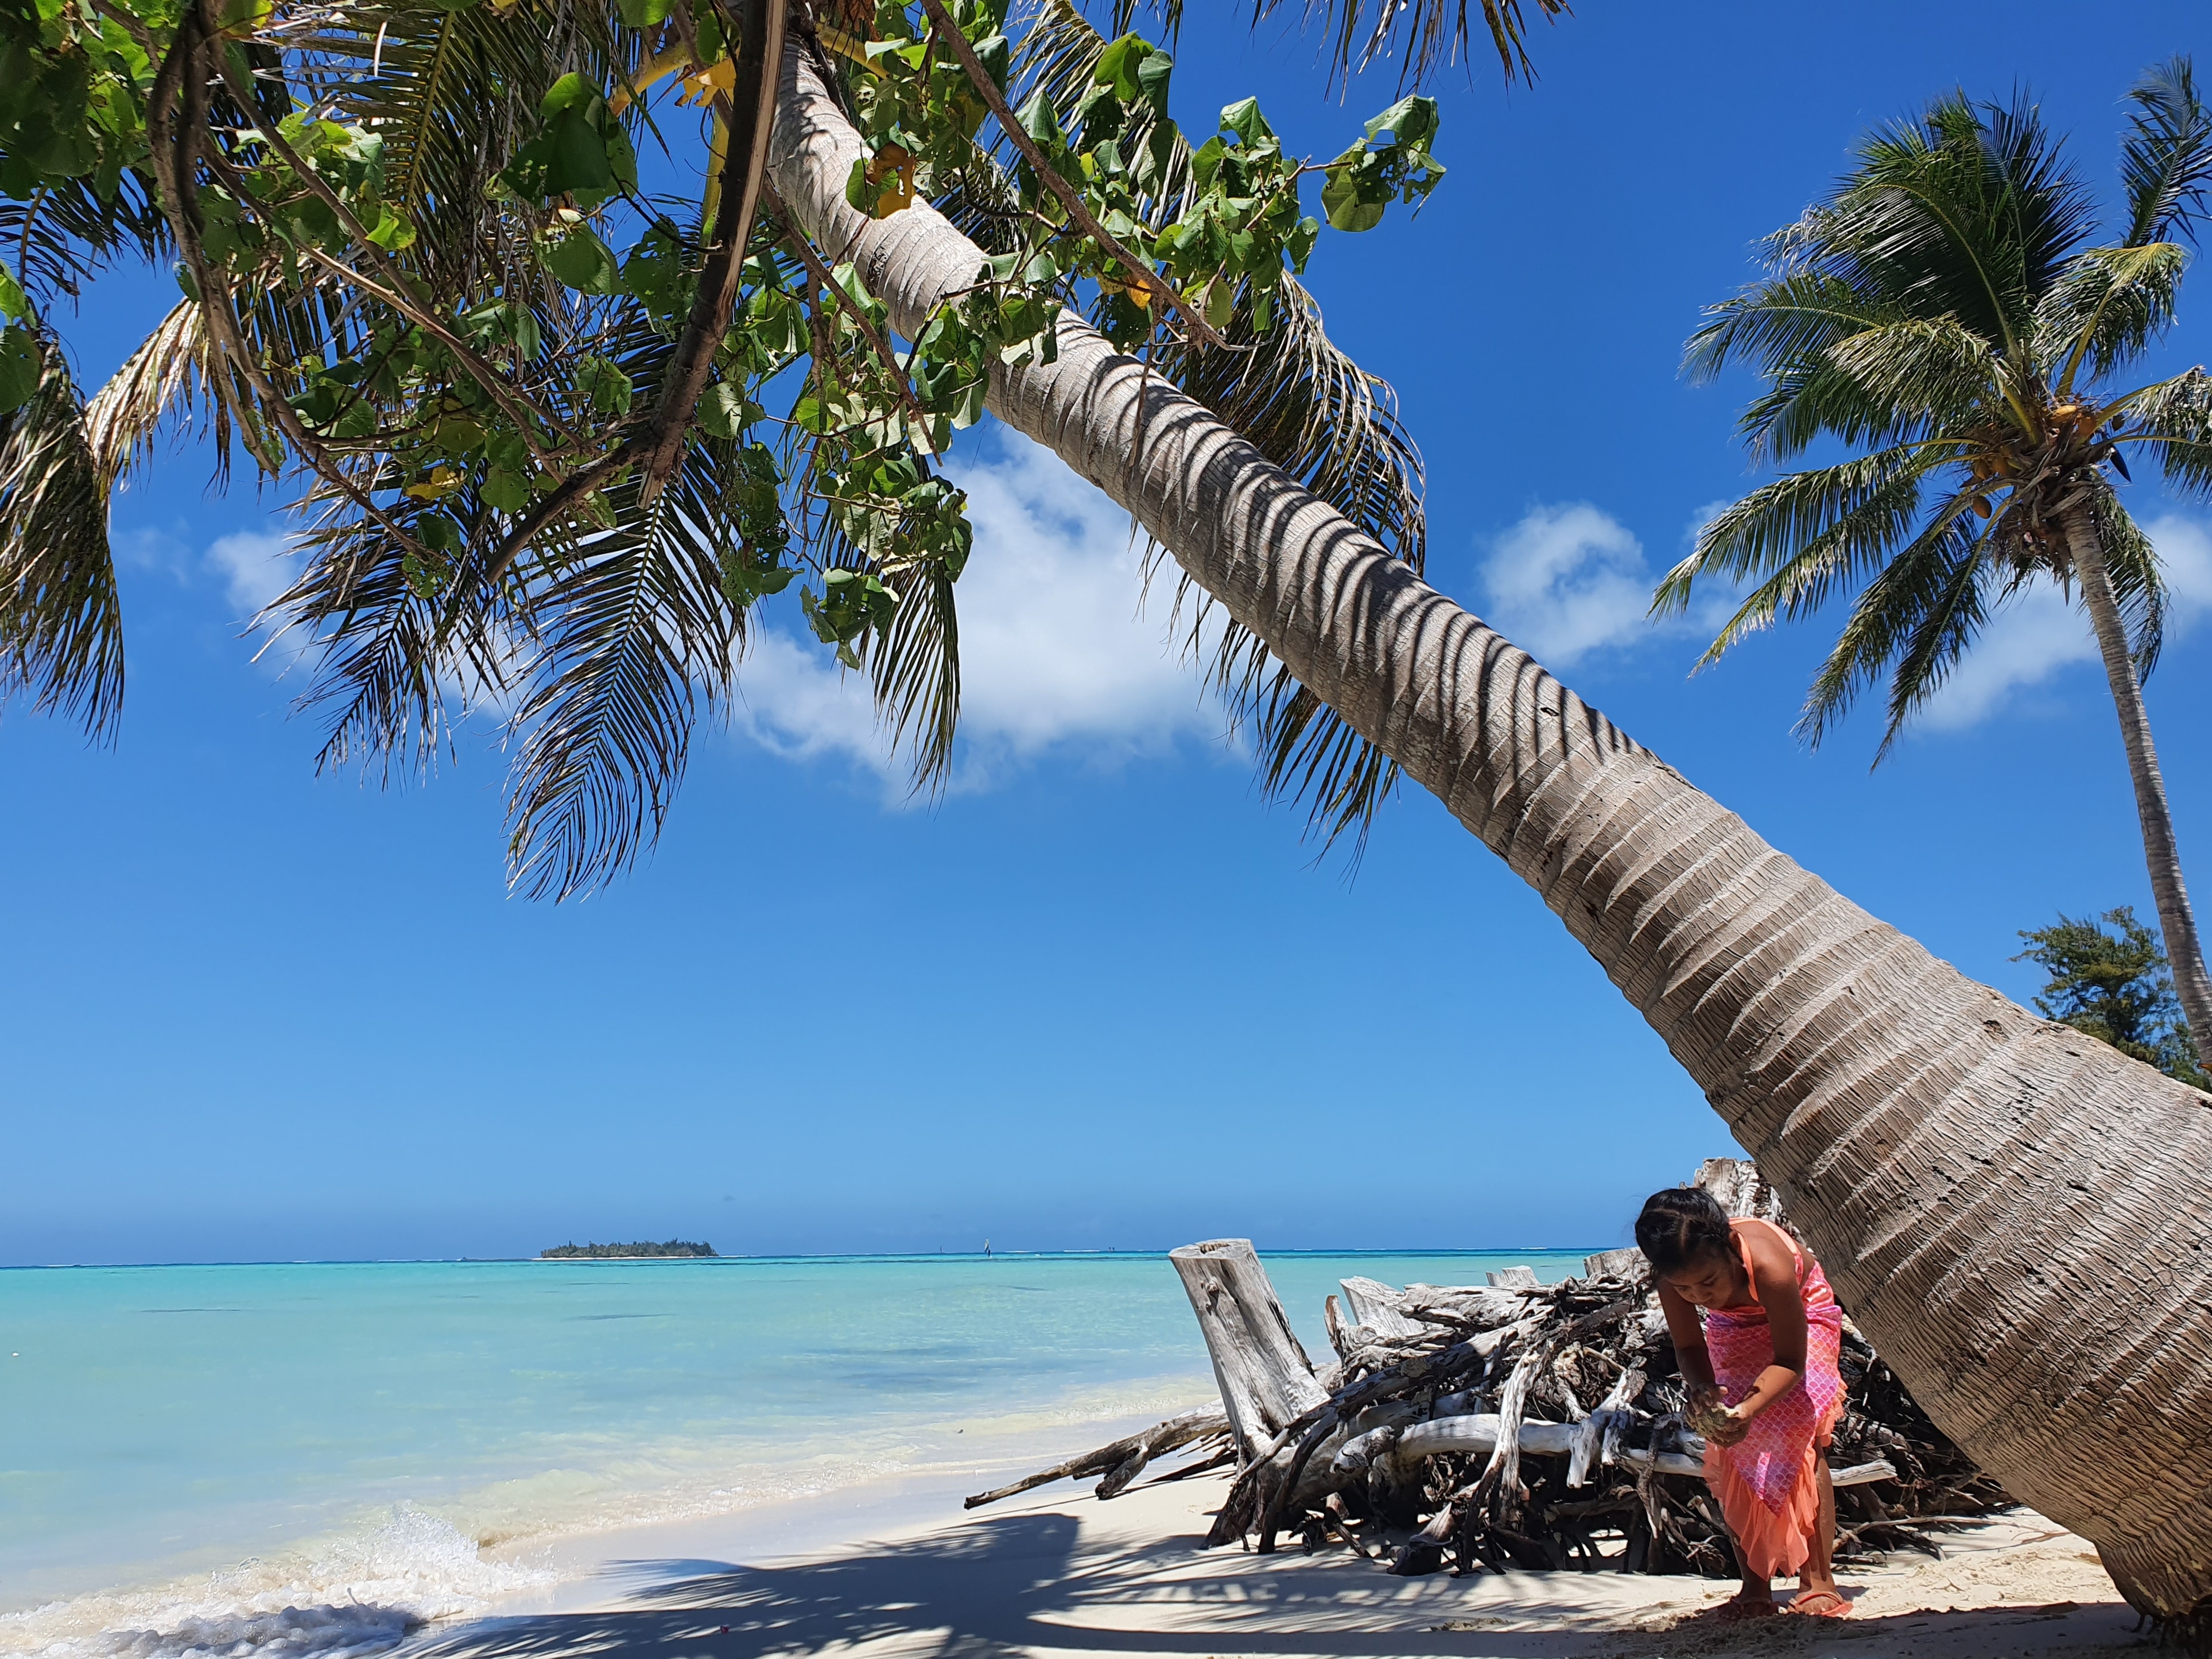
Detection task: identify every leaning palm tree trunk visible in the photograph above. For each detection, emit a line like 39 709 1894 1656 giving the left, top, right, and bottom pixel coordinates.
2061 505 2212 1057
770 45 2212 1624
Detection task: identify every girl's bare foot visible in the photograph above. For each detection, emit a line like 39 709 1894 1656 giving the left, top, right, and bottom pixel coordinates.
1716 1588 1778 1622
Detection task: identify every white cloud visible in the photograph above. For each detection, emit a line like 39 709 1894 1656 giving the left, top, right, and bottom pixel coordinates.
734 431 1225 788
1918 511 2212 731
203 529 299 618
1478 502 1670 667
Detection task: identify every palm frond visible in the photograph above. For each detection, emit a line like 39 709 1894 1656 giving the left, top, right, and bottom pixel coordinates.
0 332 123 738
1792 494 1985 753
866 547 962 790
1245 0 1568 90
1866 511 1992 759
1834 91 2091 355
1684 272 1941 459
84 300 239 490
1655 451 1934 659
2089 475 2166 680
2122 55 2212 248
0 177 167 312
288 460 506 786
1822 316 2000 432
1168 276 1424 560
1683 269 1893 385
2035 243 2187 393
296 0 629 281
2114 366 2212 497
503 439 738 900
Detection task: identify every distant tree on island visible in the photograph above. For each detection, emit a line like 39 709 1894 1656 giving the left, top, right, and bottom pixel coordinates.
2016 907 2211 1090
540 1240 717 1259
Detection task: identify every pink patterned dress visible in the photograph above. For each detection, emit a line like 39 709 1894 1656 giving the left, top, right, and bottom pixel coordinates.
1700 1216 1845 1579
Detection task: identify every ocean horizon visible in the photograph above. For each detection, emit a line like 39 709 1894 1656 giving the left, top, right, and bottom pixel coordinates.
0 1248 1592 1659
1 1246 1611 1270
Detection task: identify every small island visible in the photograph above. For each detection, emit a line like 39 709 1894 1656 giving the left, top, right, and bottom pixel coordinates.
539 1239 718 1259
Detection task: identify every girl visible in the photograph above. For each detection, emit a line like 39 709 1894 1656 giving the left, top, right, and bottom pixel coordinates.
1635 1186 1849 1619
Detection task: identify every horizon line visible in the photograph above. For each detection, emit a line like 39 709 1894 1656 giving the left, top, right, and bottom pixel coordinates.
0 1243 1618 1272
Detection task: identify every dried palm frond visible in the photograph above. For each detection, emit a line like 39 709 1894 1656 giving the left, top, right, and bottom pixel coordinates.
0 334 124 738
85 301 233 489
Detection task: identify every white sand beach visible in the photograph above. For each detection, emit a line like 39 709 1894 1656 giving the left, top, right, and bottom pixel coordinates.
445 1464 2137 1659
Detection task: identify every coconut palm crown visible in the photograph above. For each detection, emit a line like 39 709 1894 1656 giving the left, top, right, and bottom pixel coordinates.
1654 65 2212 1051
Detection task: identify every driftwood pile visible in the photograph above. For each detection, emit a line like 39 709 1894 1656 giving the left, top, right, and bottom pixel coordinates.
968 1159 2011 1579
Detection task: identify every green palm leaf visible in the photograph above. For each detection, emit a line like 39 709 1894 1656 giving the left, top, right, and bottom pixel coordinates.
1795 496 1986 754
2122 56 2212 248
2117 366 2212 496
1656 451 1935 659
504 443 739 900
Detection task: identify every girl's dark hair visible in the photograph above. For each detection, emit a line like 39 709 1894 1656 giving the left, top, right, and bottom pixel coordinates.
1635 1187 1733 1275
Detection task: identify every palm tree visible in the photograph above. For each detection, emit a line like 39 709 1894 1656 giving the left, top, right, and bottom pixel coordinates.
9 0 2212 1634
1654 72 2212 1059
766 43 2212 1634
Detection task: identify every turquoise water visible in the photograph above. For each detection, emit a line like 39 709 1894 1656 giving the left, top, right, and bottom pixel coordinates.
0 1249 1589 1656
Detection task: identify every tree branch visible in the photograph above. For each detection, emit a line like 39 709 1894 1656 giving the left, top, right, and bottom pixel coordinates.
635 0 785 502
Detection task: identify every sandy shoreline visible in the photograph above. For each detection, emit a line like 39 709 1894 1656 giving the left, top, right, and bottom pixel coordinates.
440 1459 2140 1659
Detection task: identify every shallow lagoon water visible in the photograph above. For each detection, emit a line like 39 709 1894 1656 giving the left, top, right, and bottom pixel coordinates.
0 1249 1590 1656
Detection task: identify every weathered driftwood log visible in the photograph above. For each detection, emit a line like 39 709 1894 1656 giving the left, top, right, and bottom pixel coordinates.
1694 1157 1786 1223
965 1161 2005 1579
1170 1239 1328 1462
963 1405 1228 1509
1583 1246 1647 1280
1341 1276 1423 1336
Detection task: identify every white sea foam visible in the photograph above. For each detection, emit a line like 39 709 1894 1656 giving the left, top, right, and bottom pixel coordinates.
0 1509 553 1659
2 1375 1218 1659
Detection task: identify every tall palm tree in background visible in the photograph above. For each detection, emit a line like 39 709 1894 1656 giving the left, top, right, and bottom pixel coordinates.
1655 69 2212 1055
9 0 2212 1634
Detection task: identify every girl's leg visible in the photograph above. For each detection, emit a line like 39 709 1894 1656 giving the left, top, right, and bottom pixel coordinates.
1800 1460 1838 1595
1788 1463 1848 1615
1722 1530 1776 1619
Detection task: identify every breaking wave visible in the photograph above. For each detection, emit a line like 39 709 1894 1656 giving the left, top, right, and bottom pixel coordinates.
0 1508 553 1659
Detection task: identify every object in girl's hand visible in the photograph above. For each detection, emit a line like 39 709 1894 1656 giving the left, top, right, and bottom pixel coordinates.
1686 1396 1733 1438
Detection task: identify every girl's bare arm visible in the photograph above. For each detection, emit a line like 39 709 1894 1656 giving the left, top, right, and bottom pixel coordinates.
1655 1278 1717 1393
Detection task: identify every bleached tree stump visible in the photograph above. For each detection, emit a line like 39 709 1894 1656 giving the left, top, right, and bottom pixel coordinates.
1170 1239 1328 1463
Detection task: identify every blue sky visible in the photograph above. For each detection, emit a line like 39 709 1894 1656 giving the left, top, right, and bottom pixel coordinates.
6 0 2209 1265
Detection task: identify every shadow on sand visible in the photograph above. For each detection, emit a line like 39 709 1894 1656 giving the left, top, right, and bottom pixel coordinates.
406 1511 2139 1659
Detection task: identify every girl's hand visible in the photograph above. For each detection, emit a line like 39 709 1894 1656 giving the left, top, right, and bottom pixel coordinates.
1706 1405 1753 1447
1686 1387 1730 1436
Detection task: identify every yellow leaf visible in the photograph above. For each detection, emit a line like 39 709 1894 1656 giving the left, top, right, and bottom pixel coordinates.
866 144 915 215
404 466 462 501
678 57 737 107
